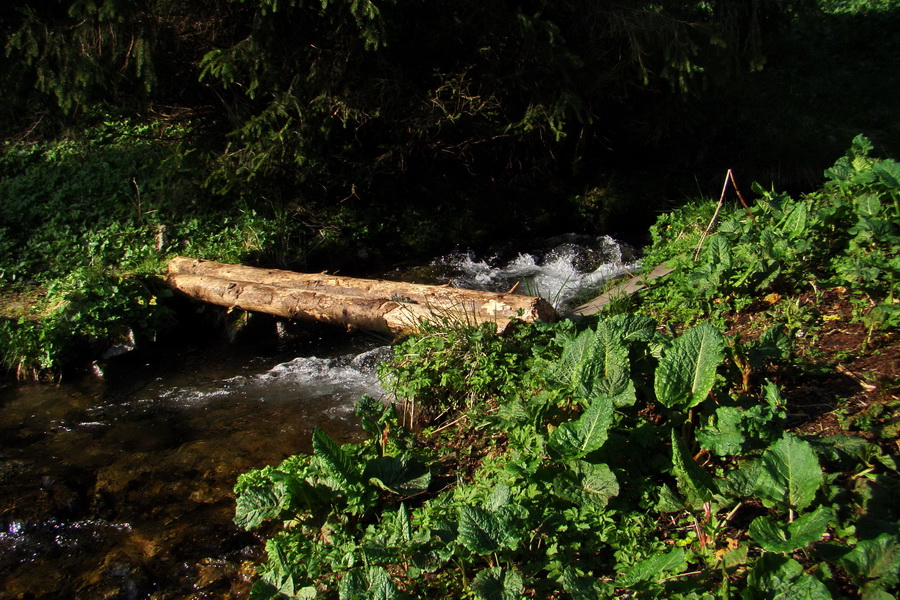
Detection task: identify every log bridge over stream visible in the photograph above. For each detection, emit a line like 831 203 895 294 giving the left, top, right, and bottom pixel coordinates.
165 257 673 336
166 257 559 335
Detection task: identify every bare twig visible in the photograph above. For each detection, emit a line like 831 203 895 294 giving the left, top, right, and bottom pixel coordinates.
694 171 730 260
694 169 758 261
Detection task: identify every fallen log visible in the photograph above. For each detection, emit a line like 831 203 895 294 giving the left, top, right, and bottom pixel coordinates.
165 257 558 335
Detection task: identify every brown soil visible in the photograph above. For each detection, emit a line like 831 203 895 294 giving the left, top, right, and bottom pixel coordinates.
733 286 899 445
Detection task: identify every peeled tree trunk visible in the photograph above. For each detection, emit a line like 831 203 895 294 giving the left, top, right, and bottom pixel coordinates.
165 257 558 335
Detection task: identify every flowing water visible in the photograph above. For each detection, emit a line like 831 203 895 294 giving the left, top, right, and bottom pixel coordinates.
0 235 635 599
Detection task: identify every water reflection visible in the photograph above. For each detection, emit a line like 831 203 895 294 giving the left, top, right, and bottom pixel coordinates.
0 334 385 599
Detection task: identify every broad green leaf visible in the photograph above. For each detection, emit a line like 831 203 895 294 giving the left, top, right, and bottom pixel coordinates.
556 316 641 400
671 429 716 510
458 505 517 555
395 502 412 545
655 322 725 409
743 554 832 600
754 434 823 512
553 461 619 509
589 319 631 397
575 461 619 508
747 326 792 368
873 160 900 194
484 482 511 512
363 455 431 495
618 548 686 587
655 483 685 513
339 566 399 600
562 568 610 600
555 327 596 392
262 537 309 599
549 394 615 458
780 202 809 238
471 567 524 600
705 234 733 271
749 505 834 553
234 473 318 529
719 458 761 499
696 406 746 456
235 485 287 530
838 534 900 591
608 312 656 343
313 428 360 487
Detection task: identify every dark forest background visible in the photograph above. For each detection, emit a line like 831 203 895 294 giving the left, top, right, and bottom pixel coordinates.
2 0 897 265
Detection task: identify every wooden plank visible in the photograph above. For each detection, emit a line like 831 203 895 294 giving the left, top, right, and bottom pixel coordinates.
567 264 674 317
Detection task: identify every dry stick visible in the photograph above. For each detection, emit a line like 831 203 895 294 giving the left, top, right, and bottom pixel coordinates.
693 169 759 261
728 169 759 228
694 171 731 260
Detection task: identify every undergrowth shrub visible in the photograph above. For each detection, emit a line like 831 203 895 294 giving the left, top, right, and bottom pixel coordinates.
0 117 319 375
232 136 899 599
642 135 899 330
235 313 899 599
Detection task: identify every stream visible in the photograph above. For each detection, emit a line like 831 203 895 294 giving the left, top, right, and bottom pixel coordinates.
0 234 635 599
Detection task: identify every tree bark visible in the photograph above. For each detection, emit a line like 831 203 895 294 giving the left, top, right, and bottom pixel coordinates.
166 257 558 335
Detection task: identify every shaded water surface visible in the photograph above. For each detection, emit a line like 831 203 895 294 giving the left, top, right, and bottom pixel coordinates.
0 333 386 599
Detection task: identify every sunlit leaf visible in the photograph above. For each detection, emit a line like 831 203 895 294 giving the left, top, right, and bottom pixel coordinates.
655 322 724 408
838 534 900 591
749 506 834 553
754 434 823 512
339 566 399 600
618 548 686 587
696 406 746 456
458 505 517 555
549 394 615 458
744 554 832 600
363 455 431 495
313 428 360 487
671 429 716 510
471 567 524 600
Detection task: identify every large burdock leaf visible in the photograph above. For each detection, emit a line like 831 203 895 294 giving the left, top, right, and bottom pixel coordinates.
670 429 716 510
696 406 746 457
235 485 286 530
744 554 832 600
837 533 900 592
749 505 834 554
555 315 644 401
655 322 725 409
552 461 619 509
472 567 524 600
754 434 823 513
363 455 431 495
339 566 399 600
458 505 517 555
549 394 616 459
313 428 360 487
235 473 323 530
618 548 686 587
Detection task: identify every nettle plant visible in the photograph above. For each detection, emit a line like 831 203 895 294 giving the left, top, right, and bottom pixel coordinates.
234 314 899 599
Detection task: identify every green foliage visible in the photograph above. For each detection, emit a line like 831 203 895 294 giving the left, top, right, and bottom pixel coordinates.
641 135 900 332
378 321 546 420
753 434 824 514
0 117 321 374
654 322 725 409
749 505 834 554
235 293 900 598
